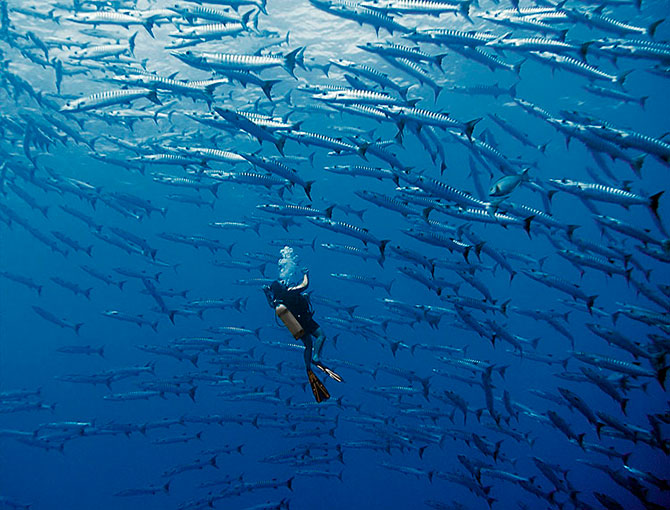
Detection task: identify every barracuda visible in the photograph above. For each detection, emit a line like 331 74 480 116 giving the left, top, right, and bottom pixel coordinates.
485 34 578 54
362 0 470 17
330 58 409 99
317 1 411 35
285 130 358 154
313 88 410 107
70 33 137 60
172 47 304 78
529 51 631 86
308 217 389 256
109 72 228 102
169 21 247 41
405 28 498 46
60 88 161 112
583 84 648 108
174 146 246 165
358 42 447 67
478 12 566 35
564 7 663 38
241 153 313 199
167 3 245 24
331 273 393 294
321 243 384 265
65 11 156 37
558 249 632 281
586 125 670 165
522 269 597 312
549 178 663 218
377 105 479 139
214 107 286 154
257 203 334 218
151 173 221 197
396 170 488 209
382 56 442 99
595 215 668 247
236 111 299 131
324 164 396 182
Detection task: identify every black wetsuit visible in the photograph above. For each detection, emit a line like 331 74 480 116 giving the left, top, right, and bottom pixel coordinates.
281 289 319 336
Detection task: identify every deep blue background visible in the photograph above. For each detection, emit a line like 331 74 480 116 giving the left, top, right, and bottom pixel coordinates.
1 0 669 509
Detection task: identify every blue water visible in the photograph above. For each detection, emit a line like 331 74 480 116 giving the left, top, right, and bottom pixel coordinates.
1 0 669 509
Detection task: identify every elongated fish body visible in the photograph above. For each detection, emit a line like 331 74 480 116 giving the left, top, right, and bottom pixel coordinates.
324 165 396 182
558 250 631 280
65 11 155 36
381 56 442 98
584 84 648 108
331 273 393 294
565 8 662 38
169 22 246 40
549 179 662 215
397 170 487 209
308 217 389 256
257 203 333 218
355 190 419 217
328 58 409 97
406 28 497 47
313 88 408 107
529 51 629 85
379 105 479 138
486 35 578 54
358 42 446 66
595 215 666 247
362 0 468 16
0 270 43 294
32 306 83 334
60 89 161 112
173 48 303 77
522 269 596 311
242 153 312 198
587 125 670 163
110 73 228 101
573 352 657 379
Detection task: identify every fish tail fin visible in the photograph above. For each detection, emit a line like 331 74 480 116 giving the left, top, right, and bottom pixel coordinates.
303 180 315 201
649 191 663 219
587 296 597 314
465 117 481 141
261 79 280 100
143 21 155 38
283 47 303 79
656 365 668 390
146 89 162 105
615 70 632 87
128 31 138 56
648 18 664 38
379 239 389 258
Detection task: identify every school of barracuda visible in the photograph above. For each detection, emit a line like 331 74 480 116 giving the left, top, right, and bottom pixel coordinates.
0 0 669 508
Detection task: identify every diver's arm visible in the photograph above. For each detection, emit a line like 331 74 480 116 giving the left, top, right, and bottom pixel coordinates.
288 273 309 292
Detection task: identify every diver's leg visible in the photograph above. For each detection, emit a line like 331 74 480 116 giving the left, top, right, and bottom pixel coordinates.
311 327 326 364
302 334 313 371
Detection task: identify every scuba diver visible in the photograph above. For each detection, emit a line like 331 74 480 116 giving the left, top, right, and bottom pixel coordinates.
264 272 342 403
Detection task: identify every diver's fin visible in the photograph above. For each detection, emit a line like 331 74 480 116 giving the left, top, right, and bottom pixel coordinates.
307 370 330 403
316 363 343 383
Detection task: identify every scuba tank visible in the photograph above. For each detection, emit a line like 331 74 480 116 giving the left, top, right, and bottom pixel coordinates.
275 304 304 339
